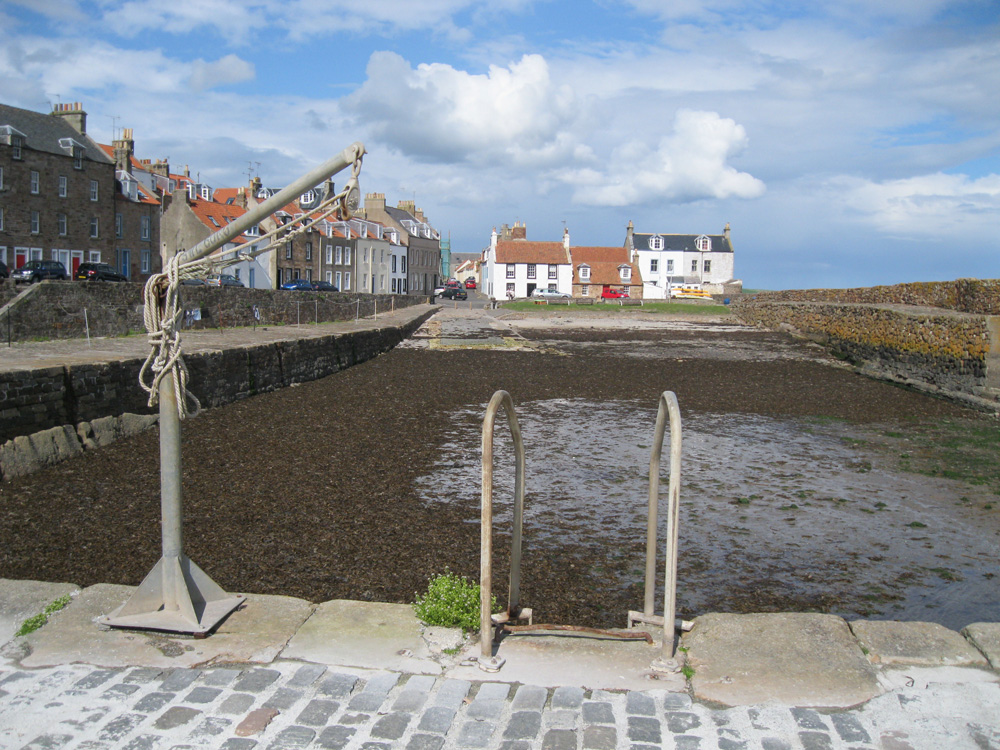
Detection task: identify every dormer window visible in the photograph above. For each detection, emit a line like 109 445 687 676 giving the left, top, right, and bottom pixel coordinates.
2 126 27 160
620 264 631 282
649 235 664 251
246 225 259 236
696 235 711 252
208 216 220 227
579 264 591 280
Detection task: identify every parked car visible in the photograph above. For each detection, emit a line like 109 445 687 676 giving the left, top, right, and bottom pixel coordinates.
310 280 339 292
465 278 477 289
206 274 244 287
601 288 629 299
75 262 127 282
532 288 571 299
12 260 68 284
180 278 208 286
280 278 314 291
440 286 468 300
0 261 8 279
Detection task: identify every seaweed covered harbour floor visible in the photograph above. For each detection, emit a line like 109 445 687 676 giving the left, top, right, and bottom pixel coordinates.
0 307 996 631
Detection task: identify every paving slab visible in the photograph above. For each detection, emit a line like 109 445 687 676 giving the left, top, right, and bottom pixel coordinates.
962 623 1000 670
850 620 989 667
0 578 80 651
683 612 880 708
19 583 314 668
445 631 686 692
281 599 443 674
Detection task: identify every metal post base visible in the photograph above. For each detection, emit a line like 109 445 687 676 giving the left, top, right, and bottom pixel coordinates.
101 554 245 636
476 655 506 673
650 657 681 674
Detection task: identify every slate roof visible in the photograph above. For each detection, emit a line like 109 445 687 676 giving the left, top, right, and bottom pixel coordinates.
0 103 112 164
631 233 733 253
495 240 569 265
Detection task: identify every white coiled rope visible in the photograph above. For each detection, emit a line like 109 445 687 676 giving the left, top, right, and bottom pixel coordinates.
138 254 202 420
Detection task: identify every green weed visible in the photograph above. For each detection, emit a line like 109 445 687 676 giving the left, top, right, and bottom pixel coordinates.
16 594 72 637
412 571 496 632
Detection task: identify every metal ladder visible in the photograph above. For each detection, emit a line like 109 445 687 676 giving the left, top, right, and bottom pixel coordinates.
478 390 684 673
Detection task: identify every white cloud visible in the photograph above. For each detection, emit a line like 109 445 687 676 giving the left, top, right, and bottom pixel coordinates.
344 52 580 165
832 172 1000 237
188 54 255 91
560 109 765 206
5 0 88 22
101 0 266 41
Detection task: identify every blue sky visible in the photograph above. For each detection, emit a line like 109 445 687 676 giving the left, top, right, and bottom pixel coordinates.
2 0 998 290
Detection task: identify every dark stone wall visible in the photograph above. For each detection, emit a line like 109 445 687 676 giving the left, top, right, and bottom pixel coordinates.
0 310 434 446
0 279 427 343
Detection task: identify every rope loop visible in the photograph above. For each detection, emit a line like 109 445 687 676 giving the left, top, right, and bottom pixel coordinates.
138 254 202 420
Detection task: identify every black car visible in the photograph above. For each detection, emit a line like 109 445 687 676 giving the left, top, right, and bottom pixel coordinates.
440 286 468 300
11 260 68 284
311 280 339 292
0 261 8 279
75 262 127 282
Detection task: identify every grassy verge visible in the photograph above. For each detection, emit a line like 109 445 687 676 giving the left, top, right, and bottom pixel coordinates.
500 300 731 315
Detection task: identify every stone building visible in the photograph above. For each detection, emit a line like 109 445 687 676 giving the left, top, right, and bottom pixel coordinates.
0 102 115 275
360 193 440 295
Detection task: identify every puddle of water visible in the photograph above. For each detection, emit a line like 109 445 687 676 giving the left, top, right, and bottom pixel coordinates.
415 399 1000 630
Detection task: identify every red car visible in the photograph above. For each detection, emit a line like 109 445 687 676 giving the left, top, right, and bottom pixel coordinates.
601 288 629 299
465 279 476 289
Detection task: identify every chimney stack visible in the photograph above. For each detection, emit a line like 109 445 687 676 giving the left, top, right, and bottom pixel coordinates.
112 127 134 173
51 102 87 135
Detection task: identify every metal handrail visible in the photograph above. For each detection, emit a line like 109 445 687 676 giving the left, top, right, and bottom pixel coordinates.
630 391 684 670
479 390 525 672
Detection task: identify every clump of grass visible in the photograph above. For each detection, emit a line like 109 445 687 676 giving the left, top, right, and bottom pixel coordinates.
413 571 496 632
16 594 72 637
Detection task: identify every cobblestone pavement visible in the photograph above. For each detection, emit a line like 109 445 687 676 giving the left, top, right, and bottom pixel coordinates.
2 660 999 750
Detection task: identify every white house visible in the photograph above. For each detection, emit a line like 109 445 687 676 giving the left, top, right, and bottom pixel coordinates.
483 222 573 299
626 221 739 298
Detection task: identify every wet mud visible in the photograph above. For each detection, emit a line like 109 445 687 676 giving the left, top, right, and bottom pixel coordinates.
0 312 996 631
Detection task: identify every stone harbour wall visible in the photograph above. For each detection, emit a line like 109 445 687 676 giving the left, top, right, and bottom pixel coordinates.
0 279 427 343
732 281 1000 411
743 278 1000 315
0 310 434 479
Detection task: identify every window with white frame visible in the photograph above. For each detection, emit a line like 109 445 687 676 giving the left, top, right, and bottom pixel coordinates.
325 270 333 283
335 246 343 264
581 284 589 296
58 213 67 236
506 265 515 278
620 265 631 281
548 266 557 279
650 259 658 273
115 213 123 238
305 241 312 261
691 259 698 273
335 270 342 289
704 260 711 274
141 249 151 273
30 211 39 234
666 259 674 273
579 264 590 280
345 271 351 290
325 245 333 264
506 282 515 296
73 148 82 170
696 235 711 252
345 247 351 264
90 180 99 201
30 170 40 194
401 256 406 272
285 241 292 259
90 217 99 238
88 251 101 262
58 175 67 197
141 216 150 240
649 235 664 251
11 136 22 160
527 264 536 279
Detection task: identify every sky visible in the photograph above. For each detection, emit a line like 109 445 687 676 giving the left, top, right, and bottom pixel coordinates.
1 0 998 290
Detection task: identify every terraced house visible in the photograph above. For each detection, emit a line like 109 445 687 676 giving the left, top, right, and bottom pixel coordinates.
0 102 115 276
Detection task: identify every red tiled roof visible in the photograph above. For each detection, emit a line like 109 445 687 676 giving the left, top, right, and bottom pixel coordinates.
571 246 641 285
495 240 569 265
188 198 248 234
